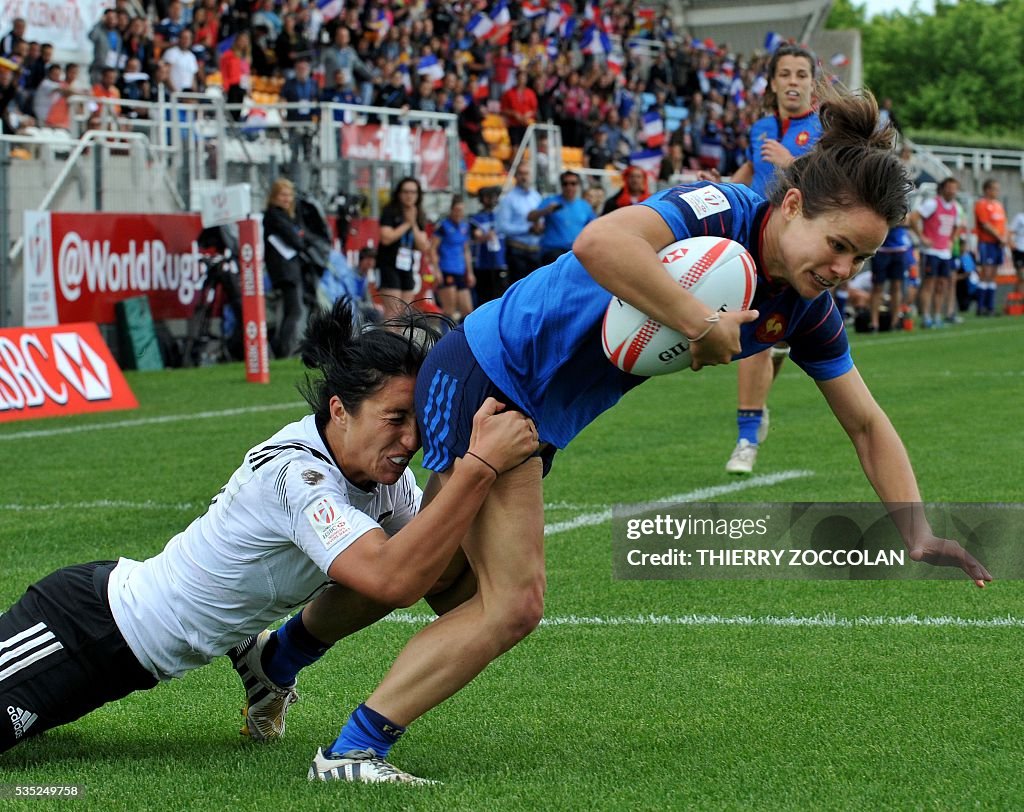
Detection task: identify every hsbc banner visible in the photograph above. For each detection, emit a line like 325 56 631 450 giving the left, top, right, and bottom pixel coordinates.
338 124 450 190
238 218 269 384
0 323 138 423
23 211 206 327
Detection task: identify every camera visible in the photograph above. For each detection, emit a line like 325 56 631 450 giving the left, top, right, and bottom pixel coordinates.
333 192 368 250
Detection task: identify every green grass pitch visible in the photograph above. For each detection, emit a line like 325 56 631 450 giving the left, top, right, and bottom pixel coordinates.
1 316 1022 810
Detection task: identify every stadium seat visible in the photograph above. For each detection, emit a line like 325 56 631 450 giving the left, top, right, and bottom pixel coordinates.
561 146 584 169
665 105 688 132
641 92 657 112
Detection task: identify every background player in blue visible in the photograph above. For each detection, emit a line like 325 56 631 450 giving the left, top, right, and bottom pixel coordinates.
297 91 989 784
706 44 824 474
430 198 475 322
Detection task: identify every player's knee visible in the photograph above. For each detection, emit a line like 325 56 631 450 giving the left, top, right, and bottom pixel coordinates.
494 580 545 650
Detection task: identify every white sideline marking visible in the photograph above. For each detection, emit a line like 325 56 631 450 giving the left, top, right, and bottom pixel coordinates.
544 470 814 536
0 402 304 441
2 472 811 515
0 499 201 512
385 611 1024 630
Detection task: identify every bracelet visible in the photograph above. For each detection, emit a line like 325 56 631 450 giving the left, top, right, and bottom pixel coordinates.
686 312 721 343
465 451 499 478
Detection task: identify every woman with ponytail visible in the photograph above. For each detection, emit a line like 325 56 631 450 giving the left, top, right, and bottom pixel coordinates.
284 89 991 786
0 299 537 757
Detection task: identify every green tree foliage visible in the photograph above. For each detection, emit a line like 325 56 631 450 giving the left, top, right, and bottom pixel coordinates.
832 0 1024 136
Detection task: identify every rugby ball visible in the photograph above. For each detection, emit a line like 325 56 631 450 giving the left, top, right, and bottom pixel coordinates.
601 236 757 376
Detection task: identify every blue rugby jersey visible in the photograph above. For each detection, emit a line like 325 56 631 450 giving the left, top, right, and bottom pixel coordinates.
745 110 822 197
463 181 852 449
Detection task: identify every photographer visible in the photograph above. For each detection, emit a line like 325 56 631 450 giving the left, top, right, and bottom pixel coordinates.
263 177 308 358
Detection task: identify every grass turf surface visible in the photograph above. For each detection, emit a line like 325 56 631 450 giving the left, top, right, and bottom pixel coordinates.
0 315 1022 810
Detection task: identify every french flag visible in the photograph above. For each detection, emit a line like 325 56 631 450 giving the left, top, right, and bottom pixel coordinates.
473 72 489 101
488 1 512 45
607 50 624 76
417 54 445 85
581 25 611 56
830 53 850 67
628 147 663 179
216 34 236 55
764 31 784 53
641 110 665 147
370 7 393 37
521 0 545 18
316 0 343 23
468 12 494 40
398 63 411 92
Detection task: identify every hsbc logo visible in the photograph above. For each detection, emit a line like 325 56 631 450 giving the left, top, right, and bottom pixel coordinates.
0 324 135 421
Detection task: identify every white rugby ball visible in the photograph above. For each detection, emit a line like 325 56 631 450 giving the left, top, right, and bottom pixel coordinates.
601 236 757 376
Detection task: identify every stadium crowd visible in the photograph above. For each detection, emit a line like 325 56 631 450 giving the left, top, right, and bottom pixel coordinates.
3 1 1021 328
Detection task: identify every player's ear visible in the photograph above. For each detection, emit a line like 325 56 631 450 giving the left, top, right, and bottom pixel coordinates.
781 188 803 221
329 396 348 427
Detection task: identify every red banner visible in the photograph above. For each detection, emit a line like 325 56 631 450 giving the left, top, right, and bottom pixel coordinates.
338 124 450 190
0 323 138 423
238 218 270 384
23 211 206 326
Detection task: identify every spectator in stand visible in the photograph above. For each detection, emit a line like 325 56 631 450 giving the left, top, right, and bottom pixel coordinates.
584 128 614 171
157 1 187 47
321 26 372 100
219 31 251 116
276 13 312 80
432 198 476 322
121 18 152 76
500 70 537 146
119 57 151 117
89 8 123 85
24 42 51 96
600 108 633 169
321 70 358 122
469 186 508 305
529 170 595 266
146 61 175 104
164 28 200 93
251 0 283 40
454 92 485 157
281 57 318 163
1010 208 1024 295
973 178 1008 316
377 177 431 316
559 70 590 148
602 165 650 215
659 141 690 182
192 6 220 52
1 17 26 57
495 163 543 284
251 24 278 77
910 177 963 329
32 63 65 127
91 66 122 120
373 65 410 112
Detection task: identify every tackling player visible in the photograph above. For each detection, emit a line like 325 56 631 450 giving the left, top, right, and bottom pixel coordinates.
0 300 537 757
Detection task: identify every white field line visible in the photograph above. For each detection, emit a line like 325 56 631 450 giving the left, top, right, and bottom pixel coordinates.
544 470 814 536
384 611 1024 630
0 402 305 441
0 499 202 512
1 472 811 515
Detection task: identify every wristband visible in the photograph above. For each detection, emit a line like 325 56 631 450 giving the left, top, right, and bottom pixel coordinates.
686 312 721 343
466 451 499 477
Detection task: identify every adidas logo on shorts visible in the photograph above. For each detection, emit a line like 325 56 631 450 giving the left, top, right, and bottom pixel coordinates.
7 705 38 740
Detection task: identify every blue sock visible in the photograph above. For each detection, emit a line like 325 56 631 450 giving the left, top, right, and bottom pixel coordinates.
329 703 406 758
987 284 997 312
736 409 762 445
262 613 330 687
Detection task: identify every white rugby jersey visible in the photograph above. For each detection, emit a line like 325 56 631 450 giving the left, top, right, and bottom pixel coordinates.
107 415 421 680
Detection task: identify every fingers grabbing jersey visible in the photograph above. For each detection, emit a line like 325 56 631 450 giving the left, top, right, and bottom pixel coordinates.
106 414 420 680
